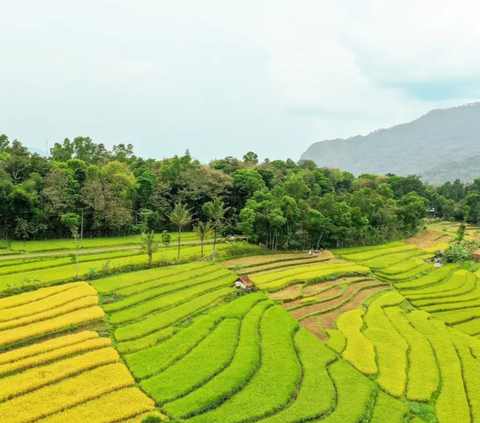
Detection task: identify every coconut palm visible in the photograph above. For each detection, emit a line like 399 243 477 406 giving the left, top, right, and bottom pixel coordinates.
203 197 228 260
169 202 193 259
194 221 212 257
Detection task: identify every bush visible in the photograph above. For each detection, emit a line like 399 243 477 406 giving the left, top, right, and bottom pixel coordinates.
141 416 162 423
443 242 475 263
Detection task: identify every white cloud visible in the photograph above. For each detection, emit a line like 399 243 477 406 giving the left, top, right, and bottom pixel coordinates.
1 0 480 161
259 0 480 144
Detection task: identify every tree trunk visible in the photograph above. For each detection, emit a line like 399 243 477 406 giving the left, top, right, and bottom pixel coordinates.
177 228 181 260
201 239 204 257
148 252 152 268
212 227 217 261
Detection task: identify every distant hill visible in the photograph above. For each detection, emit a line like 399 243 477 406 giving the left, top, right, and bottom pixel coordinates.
300 103 480 185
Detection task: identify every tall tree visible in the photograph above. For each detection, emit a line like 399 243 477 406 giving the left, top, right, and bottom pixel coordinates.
194 221 212 258
168 202 193 259
203 197 227 260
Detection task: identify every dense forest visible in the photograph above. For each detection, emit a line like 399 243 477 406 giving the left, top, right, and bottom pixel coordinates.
1 134 479 250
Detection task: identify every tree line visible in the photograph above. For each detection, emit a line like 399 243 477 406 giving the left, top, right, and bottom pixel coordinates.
1 134 478 250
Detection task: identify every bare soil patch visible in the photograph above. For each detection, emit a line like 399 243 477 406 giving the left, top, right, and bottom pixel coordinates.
289 280 382 320
268 284 303 301
222 253 315 269
302 276 367 296
283 286 343 310
319 286 389 331
301 316 325 339
405 230 450 248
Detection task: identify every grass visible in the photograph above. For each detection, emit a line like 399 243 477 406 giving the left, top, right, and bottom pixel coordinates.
5 231 202 253
337 309 377 376
0 363 134 423
114 287 236 342
37 387 156 423
109 275 236 325
164 300 272 419
0 245 225 293
331 241 405 255
340 244 417 262
318 360 375 423
0 347 119 401
95 262 213 296
0 336 111 376
325 329 346 354
394 264 458 290
371 391 409 423
141 318 240 404
385 308 439 402
103 267 230 312
257 328 337 423
124 293 267 378
253 262 370 291
187 306 301 423
363 292 408 398
0 306 105 349
409 311 470 423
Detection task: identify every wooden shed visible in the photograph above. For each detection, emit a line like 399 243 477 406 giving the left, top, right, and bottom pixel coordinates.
235 275 256 292
472 248 480 261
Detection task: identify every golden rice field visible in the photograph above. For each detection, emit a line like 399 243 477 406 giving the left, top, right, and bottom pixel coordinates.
2 228 480 422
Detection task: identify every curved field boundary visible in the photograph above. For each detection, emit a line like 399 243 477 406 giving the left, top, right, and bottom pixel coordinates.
0 329 155 423
0 283 106 351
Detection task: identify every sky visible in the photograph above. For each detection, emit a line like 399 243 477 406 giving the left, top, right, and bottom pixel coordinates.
2 0 480 163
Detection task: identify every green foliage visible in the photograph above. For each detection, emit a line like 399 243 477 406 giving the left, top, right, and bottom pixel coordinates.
444 242 475 263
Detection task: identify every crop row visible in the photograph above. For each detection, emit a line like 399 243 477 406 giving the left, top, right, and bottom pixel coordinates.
97 258 411 423
0 283 106 350
0 244 226 293
0 324 157 423
333 289 480 422
252 262 370 291
4 231 201 253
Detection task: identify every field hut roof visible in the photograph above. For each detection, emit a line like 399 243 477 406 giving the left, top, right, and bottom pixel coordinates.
239 275 255 287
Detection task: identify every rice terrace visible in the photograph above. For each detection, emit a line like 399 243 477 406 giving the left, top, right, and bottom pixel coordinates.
1 217 480 422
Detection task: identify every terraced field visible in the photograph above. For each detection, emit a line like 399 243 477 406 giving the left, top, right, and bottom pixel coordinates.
0 231 203 253
4 228 480 422
93 261 416 423
0 283 159 423
328 290 480 423
0 243 232 294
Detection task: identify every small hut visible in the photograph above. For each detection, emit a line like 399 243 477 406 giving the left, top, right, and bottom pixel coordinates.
235 275 256 292
472 248 480 261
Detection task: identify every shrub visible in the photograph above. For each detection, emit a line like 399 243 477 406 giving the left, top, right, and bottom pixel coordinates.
141 416 162 423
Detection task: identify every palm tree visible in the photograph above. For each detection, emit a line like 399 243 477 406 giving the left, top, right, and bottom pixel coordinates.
194 221 212 257
203 197 227 260
141 230 159 268
169 202 193 259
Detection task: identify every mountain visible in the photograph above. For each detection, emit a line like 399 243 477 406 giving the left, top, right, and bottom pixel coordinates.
300 103 480 185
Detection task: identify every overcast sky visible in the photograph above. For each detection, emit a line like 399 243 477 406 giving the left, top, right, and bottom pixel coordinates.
2 0 480 163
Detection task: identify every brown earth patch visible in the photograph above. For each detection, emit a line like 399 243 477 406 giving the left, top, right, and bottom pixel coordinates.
405 230 450 248
319 286 389 332
222 253 312 268
302 277 367 296
283 286 344 310
268 284 303 301
244 255 334 275
250 258 346 278
289 280 383 320
300 316 325 339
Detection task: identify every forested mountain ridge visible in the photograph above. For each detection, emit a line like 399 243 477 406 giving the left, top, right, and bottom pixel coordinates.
301 102 480 184
1 134 480 250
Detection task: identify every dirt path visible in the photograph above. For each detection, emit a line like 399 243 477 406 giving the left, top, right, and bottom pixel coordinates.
0 239 211 261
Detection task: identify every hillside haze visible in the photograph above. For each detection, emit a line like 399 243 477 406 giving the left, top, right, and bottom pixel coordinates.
301 103 480 184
